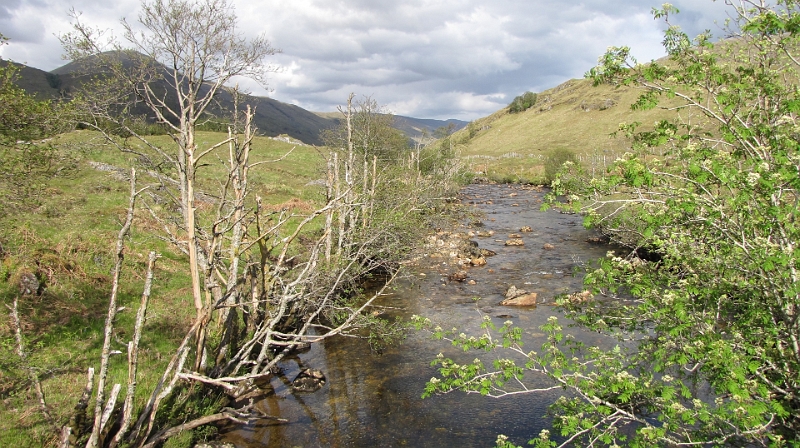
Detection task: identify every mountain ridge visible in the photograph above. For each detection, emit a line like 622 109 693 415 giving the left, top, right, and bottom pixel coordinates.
4 56 467 145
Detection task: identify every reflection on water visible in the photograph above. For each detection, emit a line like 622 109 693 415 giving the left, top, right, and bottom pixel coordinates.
220 184 616 447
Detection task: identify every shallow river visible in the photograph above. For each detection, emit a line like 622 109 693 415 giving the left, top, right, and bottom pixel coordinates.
219 183 617 447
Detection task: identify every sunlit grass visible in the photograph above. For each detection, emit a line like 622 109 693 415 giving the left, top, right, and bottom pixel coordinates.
0 129 329 447
452 77 691 181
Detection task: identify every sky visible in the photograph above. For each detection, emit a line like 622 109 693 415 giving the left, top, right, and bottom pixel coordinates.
0 0 732 121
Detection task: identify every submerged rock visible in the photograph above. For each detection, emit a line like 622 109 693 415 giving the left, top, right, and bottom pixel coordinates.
292 368 326 392
501 285 538 306
500 293 538 306
448 270 468 282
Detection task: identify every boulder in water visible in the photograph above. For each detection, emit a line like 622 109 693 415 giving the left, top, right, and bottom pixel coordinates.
501 285 538 306
292 368 326 392
500 292 538 306
448 270 468 282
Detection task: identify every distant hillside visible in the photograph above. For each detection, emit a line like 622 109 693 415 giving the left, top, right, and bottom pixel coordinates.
5 55 464 146
0 59 73 99
392 116 468 140
451 75 687 182
48 53 337 145
313 111 467 143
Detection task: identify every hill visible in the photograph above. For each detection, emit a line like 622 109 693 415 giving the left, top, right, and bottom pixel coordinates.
5 55 464 146
314 111 467 143
48 53 337 145
392 116 467 141
450 75 682 182
0 59 71 98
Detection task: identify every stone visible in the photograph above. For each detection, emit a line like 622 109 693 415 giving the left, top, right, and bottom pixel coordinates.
543 243 555 250
470 257 487 267
500 292 538 306
505 239 524 246
568 290 593 304
508 233 522 239
448 271 468 282
292 368 326 392
467 280 477 285
520 226 533 233
505 285 527 299
480 248 497 257
18 272 39 296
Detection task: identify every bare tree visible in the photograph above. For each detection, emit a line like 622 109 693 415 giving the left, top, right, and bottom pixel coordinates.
61 0 278 371
56 2 462 445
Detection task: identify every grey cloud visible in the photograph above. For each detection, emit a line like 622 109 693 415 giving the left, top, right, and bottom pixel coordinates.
0 0 734 120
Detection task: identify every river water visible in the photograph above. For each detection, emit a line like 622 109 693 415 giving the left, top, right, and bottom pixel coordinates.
219 183 617 447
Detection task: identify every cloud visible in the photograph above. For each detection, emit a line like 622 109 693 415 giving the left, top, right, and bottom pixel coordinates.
0 0 732 120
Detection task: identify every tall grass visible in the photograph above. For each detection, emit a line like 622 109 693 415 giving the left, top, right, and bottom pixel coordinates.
0 129 326 447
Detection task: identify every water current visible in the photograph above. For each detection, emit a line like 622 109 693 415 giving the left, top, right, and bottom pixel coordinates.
219 183 618 447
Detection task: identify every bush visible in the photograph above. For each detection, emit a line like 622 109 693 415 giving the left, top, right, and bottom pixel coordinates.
423 3 800 445
508 91 538 113
543 147 577 184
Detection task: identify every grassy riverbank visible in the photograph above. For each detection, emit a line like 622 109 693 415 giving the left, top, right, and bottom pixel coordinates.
0 130 328 447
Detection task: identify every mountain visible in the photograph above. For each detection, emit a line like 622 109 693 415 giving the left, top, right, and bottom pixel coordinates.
392 116 468 140
5 55 465 146
49 54 337 145
314 111 467 142
0 59 73 98
449 75 682 182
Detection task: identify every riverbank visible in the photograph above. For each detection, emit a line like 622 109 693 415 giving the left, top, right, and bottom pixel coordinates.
216 183 617 447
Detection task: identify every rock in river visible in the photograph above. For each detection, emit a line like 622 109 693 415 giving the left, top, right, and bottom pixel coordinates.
292 368 326 392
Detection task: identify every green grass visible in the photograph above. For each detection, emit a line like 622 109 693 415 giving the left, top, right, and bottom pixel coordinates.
0 129 329 447
453 76 696 182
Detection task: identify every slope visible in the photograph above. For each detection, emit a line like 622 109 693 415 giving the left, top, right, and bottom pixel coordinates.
452 76 683 182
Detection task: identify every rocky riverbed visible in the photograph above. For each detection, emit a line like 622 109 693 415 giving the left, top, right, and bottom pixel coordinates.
216 183 617 447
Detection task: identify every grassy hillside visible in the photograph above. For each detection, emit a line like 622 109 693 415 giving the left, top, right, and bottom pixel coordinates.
452 76 685 183
0 130 327 447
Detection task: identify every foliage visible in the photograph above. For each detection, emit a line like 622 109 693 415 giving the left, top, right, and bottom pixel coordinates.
422 2 800 446
543 148 578 184
0 35 76 217
508 91 538 114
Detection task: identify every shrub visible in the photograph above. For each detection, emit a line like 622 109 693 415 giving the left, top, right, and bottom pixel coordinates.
508 91 538 113
543 147 577 184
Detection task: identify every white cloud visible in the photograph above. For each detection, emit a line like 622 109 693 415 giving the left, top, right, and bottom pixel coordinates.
0 0 732 120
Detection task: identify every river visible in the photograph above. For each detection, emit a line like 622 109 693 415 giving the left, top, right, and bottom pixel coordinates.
218 183 618 447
